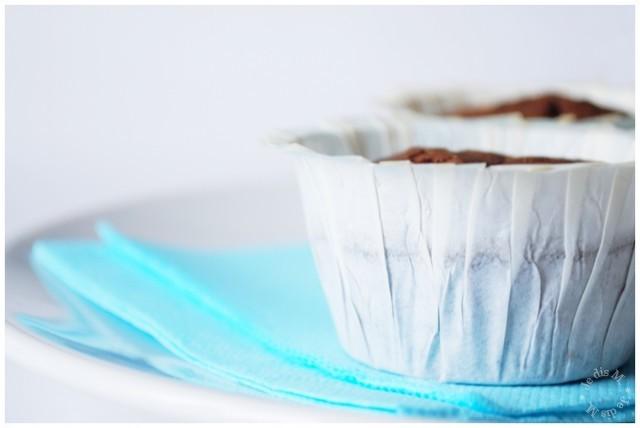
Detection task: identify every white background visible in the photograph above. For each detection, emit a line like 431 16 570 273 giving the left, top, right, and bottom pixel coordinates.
6 5 635 241
5 5 635 422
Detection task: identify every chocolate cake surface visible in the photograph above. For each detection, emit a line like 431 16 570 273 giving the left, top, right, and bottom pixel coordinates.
445 93 622 120
379 147 580 166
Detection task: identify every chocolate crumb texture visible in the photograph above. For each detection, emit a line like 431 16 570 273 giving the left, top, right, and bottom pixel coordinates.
379 147 581 166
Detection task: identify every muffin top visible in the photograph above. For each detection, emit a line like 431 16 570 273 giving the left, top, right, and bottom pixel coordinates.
444 93 622 120
379 147 581 166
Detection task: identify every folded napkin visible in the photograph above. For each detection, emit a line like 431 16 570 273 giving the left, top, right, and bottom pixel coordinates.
20 223 635 421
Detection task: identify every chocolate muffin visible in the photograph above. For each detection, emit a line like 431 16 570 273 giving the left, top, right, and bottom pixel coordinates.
272 115 634 385
379 147 580 166
444 93 623 120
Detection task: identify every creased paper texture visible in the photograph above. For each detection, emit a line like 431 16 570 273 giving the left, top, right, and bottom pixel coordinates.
272 114 634 385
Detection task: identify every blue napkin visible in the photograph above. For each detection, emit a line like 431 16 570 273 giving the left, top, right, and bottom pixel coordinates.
20 223 635 421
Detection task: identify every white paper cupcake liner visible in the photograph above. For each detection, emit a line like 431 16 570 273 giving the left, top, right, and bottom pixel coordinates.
269 114 634 385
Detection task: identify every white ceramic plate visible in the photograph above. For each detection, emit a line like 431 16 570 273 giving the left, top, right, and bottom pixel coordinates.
6 184 406 422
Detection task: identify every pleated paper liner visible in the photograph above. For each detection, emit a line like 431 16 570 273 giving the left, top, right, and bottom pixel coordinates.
269 115 634 385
